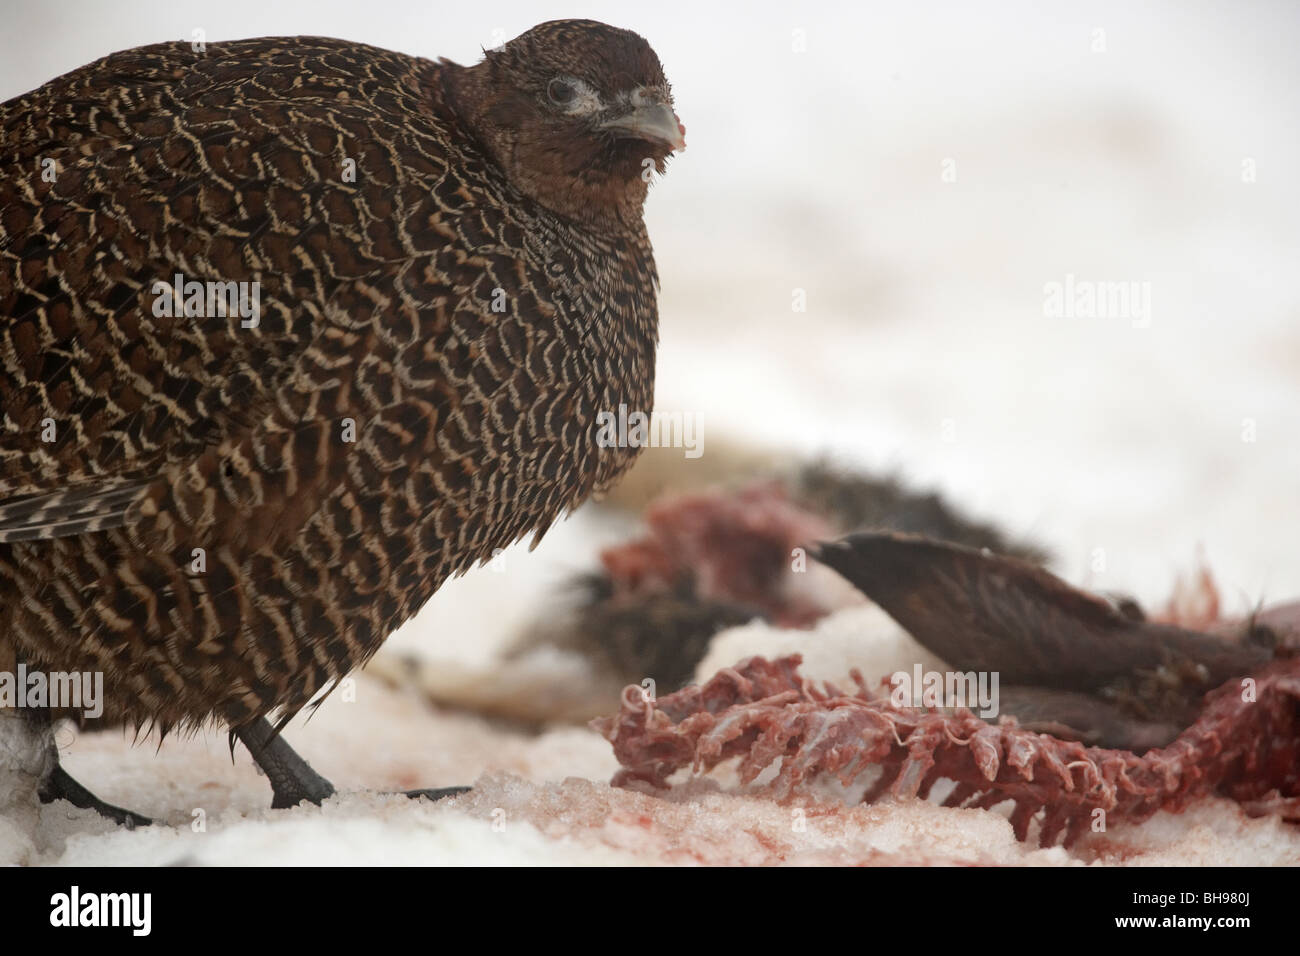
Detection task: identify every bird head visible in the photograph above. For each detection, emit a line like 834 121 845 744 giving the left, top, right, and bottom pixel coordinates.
444 19 684 232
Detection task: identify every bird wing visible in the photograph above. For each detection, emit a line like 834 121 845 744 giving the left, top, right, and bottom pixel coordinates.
814 532 1271 694
0 476 155 542
814 532 1163 690
0 37 480 542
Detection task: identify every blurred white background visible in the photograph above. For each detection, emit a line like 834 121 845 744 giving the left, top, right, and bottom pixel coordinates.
4 0 1298 619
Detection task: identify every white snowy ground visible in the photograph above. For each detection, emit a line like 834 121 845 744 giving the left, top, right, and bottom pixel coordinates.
2 1 1299 864
9 601 1300 866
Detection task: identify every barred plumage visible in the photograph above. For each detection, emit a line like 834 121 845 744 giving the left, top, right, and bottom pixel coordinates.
0 17 680 756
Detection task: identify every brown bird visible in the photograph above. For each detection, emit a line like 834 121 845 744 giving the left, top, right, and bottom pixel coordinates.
814 532 1275 750
0 19 683 821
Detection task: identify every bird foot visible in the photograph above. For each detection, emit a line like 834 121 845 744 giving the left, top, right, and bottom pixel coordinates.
235 717 336 809
40 765 152 829
236 717 468 809
10 700 150 828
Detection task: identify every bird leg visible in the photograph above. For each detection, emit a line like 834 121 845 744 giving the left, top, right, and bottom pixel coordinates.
235 717 337 809
0 697 54 833
1 641 150 829
8 702 152 828
236 717 470 808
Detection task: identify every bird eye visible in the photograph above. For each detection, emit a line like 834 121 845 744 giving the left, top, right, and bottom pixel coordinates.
547 78 576 106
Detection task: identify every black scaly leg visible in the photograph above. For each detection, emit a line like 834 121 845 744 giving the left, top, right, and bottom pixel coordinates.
235 716 469 808
235 717 336 809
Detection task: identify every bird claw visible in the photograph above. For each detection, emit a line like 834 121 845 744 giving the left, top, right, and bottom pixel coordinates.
400 786 472 802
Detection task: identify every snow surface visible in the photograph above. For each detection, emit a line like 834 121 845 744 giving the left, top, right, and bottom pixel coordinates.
10 604 1299 866
2 0 1298 864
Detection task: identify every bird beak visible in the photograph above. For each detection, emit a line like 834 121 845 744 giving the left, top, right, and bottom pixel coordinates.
598 102 687 152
